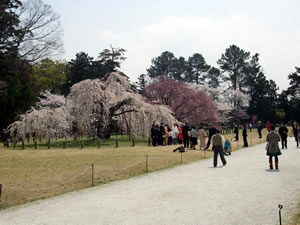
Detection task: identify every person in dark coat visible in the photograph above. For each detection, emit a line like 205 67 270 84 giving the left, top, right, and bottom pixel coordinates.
151 124 157 146
182 123 190 148
242 124 248 147
205 125 216 150
278 122 288 149
266 125 281 170
233 125 239 141
257 121 263 138
159 123 164 145
293 123 299 148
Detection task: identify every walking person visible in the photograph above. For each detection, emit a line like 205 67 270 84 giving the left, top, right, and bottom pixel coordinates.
182 123 190 148
266 125 281 170
205 125 216 150
242 124 248 147
197 126 207 150
212 129 227 167
278 122 288 149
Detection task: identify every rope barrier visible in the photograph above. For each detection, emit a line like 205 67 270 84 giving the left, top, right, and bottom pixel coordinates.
3 167 91 191
93 160 145 172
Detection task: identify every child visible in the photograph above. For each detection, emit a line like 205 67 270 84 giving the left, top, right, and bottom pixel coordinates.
224 139 232 155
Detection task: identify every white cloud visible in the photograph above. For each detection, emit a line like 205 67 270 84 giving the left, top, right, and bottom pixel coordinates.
121 15 300 90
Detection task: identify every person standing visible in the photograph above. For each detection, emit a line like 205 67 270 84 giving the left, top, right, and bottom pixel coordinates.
267 121 271 132
164 124 169 145
205 125 216 150
190 126 197 150
266 125 281 170
159 123 164 145
212 129 227 167
242 124 248 147
257 121 263 139
294 123 300 148
182 123 190 148
151 124 157 146
248 123 252 132
197 126 207 150
178 125 183 144
278 122 288 149
172 124 179 145
293 123 299 148
233 125 239 141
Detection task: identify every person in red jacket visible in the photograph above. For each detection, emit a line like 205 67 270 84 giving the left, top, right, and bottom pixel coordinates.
178 125 183 144
267 121 272 132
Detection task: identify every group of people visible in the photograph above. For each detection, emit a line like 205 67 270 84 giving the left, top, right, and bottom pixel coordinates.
233 124 249 147
150 123 205 150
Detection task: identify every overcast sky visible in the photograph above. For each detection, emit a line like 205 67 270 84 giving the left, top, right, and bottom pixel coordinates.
46 0 300 90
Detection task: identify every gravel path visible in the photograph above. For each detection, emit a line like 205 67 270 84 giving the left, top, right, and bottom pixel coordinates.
0 138 300 225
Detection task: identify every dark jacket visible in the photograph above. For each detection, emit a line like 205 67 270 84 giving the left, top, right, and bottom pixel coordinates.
278 126 288 138
242 128 247 137
208 127 216 138
182 125 190 137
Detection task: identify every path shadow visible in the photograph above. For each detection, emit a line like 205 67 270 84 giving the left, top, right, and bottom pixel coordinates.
265 169 280 172
208 166 225 169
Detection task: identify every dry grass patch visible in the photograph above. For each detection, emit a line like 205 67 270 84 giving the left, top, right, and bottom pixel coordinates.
0 145 212 210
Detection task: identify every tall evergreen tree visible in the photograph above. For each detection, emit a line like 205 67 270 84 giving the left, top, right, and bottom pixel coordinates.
185 53 210 84
98 46 126 74
206 67 221 88
0 0 23 53
287 67 300 121
217 45 250 91
135 74 147 94
147 51 177 79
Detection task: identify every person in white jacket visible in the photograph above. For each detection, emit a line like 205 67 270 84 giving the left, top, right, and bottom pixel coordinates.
172 124 179 145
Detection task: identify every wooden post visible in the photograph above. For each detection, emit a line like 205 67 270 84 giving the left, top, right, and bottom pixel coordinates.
132 138 135 147
21 138 24 149
0 184 2 198
63 141 66 149
47 139 50 149
181 152 183 164
34 141 37 149
115 139 119 148
97 139 100 148
146 155 148 173
91 164 94 187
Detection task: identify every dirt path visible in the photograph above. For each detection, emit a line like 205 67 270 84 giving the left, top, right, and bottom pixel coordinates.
0 138 300 225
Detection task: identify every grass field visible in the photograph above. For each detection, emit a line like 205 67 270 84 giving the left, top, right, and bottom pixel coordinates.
0 129 267 210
